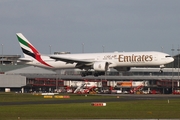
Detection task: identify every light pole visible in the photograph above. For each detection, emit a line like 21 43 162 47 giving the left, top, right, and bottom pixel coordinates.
102 45 105 53
171 45 174 94
49 45 51 54
82 43 84 53
161 46 163 52
177 45 180 91
1 44 3 65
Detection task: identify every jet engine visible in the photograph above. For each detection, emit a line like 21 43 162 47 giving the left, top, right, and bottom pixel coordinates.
93 61 109 71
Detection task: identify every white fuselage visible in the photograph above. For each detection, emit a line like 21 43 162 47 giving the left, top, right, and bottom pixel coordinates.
26 51 174 70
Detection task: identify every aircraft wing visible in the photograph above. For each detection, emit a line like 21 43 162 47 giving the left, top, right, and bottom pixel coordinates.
50 55 93 65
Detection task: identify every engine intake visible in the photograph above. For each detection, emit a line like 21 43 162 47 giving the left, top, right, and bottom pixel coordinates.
93 62 109 71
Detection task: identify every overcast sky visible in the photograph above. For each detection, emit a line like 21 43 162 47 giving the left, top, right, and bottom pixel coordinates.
0 0 180 56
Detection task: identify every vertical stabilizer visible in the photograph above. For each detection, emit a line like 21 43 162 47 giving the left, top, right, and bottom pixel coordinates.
16 33 40 58
16 33 52 67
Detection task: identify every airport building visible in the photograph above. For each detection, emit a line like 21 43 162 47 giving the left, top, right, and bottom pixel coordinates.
0 54 180 94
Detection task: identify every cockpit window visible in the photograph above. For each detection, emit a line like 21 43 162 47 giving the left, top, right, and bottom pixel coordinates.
165 56 171 57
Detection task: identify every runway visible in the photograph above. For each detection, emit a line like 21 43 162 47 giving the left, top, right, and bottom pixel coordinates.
1 94 180 106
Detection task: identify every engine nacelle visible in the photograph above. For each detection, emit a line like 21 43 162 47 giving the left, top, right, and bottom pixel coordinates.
93 62 109 71
115 67 131 71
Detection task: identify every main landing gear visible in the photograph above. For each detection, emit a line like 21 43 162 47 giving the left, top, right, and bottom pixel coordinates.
81 71 105 77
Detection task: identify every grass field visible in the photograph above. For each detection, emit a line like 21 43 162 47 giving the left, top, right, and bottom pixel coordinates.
0 93 180 120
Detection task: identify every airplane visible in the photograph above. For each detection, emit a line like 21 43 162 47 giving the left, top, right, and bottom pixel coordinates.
16 33 174 77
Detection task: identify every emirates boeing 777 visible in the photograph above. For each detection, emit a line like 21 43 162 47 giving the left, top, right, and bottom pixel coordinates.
16 33 174 77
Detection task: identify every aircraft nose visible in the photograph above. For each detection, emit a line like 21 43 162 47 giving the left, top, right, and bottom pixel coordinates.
170 57 174 62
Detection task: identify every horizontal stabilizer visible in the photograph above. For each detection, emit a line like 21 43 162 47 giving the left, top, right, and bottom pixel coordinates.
18 58 33 62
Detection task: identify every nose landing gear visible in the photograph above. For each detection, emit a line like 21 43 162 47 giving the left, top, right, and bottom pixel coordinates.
159 65 165 73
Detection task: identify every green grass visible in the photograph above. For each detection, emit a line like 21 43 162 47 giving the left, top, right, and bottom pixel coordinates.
0 93 180 119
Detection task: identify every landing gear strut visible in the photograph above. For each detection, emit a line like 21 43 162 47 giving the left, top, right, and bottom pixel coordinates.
159 69 163 73
159 65 164 73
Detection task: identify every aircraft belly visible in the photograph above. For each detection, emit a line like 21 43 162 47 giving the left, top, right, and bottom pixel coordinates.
114 61 162 67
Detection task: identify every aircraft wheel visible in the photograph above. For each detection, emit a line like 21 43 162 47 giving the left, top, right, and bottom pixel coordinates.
81 72 86 77
94 73 99 77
